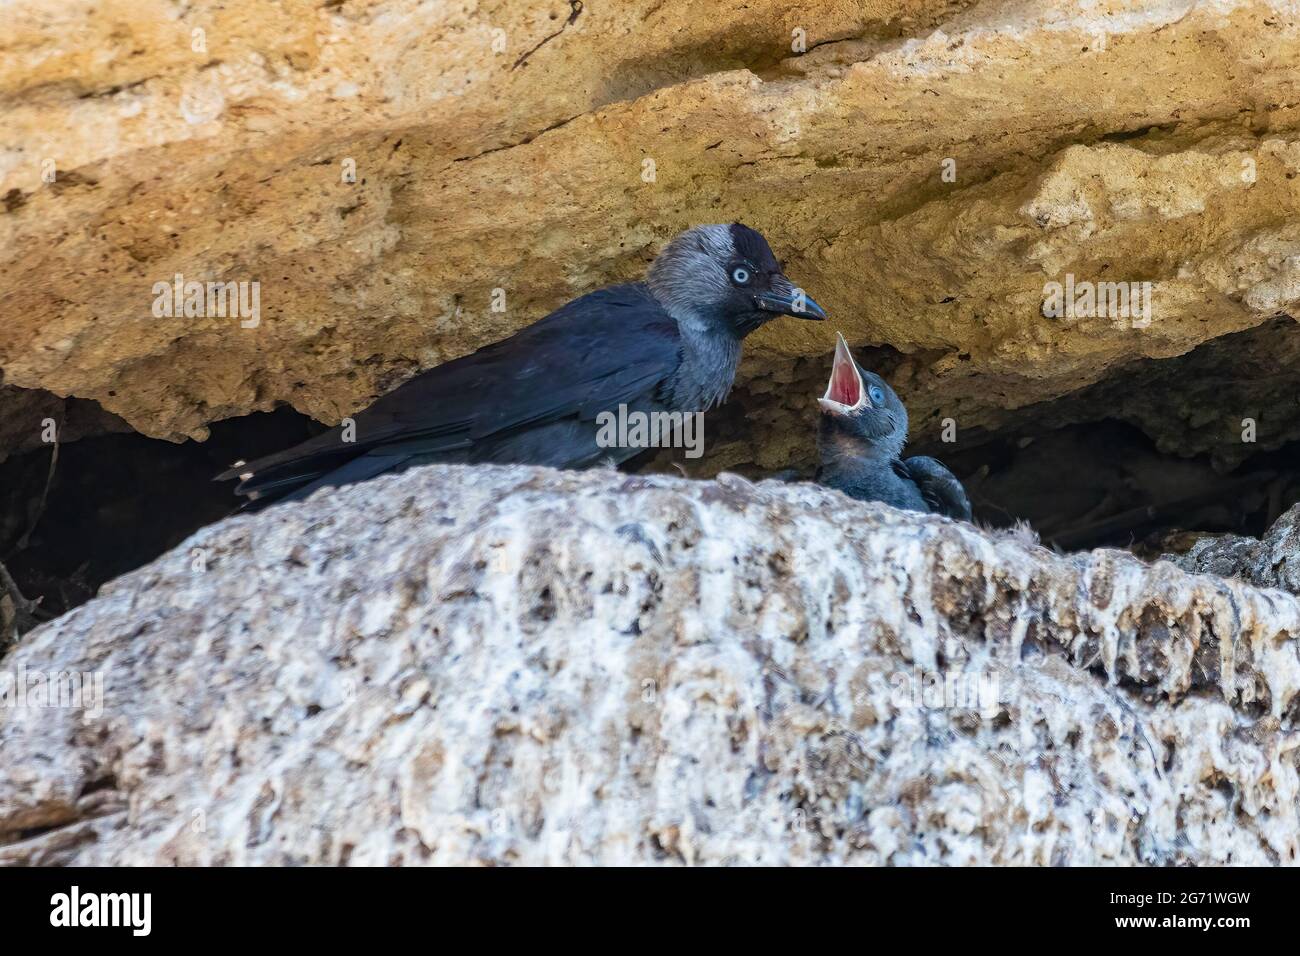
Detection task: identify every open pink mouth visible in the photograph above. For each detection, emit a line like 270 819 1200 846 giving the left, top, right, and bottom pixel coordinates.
820 333 869 414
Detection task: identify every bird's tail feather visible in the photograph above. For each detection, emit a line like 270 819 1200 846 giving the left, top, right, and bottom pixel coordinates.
278 453 412 503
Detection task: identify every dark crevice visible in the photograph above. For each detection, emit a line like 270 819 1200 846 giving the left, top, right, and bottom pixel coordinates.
1100 122 1181 143
2 319 1300 632
909 318 1300 550
75 78 149 100
923 419 1300 553
0 403 321 626
451 113 583 164
511 1 584 71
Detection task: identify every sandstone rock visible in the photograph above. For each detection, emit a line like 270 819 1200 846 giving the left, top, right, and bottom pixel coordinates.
2 465 1299 865
0 385 130 464
4 0 1300 475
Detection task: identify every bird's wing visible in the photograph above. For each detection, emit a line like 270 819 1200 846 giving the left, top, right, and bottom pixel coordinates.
217 283 681 485
895 456 972 521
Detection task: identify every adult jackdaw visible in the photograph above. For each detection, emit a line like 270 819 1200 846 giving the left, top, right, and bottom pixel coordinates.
816 333 971 521
219 223 825 504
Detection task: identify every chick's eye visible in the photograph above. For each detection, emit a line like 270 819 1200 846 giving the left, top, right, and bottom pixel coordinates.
869 385 886 404
731 266 751 286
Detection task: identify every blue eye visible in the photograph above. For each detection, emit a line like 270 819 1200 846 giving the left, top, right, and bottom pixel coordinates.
731 266 751 286
868 385 886 405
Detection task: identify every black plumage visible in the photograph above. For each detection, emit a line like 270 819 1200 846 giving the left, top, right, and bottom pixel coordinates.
814 333 971 521
219 223 825 505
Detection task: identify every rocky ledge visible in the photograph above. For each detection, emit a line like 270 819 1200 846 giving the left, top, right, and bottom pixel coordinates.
1 465 1299 865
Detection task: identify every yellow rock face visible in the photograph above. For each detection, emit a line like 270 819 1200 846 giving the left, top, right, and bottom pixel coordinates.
3 0 1300 468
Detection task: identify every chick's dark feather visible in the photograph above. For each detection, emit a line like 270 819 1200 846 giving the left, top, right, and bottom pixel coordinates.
891 456 973 521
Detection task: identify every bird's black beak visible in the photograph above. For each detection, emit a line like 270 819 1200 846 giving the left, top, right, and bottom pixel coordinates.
754 277 827 320
819 332 869 416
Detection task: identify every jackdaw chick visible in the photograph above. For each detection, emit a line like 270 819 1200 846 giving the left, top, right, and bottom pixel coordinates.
219 223 826 506
815 333 971 521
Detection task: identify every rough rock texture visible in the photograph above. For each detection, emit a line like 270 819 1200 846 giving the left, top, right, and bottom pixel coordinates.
5 0 1300 473
1165 502 1300 594
2 464 1300 865
0 385 129 464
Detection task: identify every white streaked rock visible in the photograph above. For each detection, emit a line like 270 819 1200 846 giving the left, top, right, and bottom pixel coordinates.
1 464 1299 865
